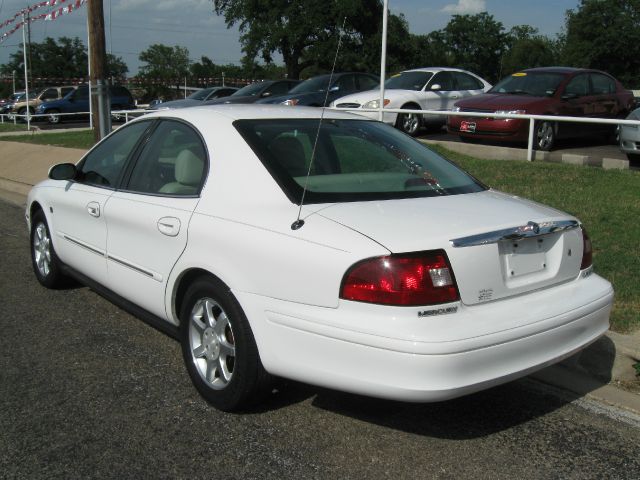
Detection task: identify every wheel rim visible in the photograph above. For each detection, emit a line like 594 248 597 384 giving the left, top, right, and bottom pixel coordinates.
400 113 419 134
537 122 554 149
48 113 60 124
33 222 52 278
189 298 236 390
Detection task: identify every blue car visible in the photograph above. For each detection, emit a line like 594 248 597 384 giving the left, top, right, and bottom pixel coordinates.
35 85 136 124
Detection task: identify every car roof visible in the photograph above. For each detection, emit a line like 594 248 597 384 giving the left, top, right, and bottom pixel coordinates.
138 103 370 123
518 67 599 74
402 67 471 74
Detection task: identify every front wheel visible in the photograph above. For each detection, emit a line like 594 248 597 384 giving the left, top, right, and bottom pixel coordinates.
18 107 32 123
395 107 421 136
535 121 556 151
47 109 61 124
180 277 271 411
30 210 68 288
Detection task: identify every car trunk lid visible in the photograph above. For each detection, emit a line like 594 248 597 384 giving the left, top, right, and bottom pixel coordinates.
313 190 584 306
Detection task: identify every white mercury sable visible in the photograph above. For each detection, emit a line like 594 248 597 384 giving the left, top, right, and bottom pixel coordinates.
26 104 613 411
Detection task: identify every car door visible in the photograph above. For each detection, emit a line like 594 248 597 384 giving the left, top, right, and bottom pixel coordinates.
589 73 618 118
103 119 207 319
51 120 152 285
557 73 594 137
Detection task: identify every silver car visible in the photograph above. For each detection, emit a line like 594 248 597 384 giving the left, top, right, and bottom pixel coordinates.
619 106 640 166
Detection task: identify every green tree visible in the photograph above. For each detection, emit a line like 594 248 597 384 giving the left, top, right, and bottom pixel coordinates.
1 36 128 88
441 13 507 82
561 0 640 87
138 44 191 98
501 26 559 75
212 0 394 79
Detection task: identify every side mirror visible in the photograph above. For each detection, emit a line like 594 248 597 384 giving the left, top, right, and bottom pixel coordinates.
261 91 272 97
561 93 579 100
48 163 77 181
329 85 340 92
430 84 442 91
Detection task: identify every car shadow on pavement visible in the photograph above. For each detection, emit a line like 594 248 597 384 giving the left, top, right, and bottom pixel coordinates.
295 339 617 440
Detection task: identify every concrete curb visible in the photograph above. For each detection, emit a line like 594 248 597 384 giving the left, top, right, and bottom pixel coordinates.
1 139 638 413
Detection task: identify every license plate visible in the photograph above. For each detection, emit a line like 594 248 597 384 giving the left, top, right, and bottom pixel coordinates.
460 121 476 133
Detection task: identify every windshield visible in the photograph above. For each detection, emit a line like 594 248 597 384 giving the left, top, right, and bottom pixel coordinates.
235 119 485 204
188 88 215 100
385 71 433 91
288 75 331 94
489 72 566 97
232 82 267 97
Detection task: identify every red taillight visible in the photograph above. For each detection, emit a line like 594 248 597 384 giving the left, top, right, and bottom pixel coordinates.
340 250 460 306
580 227 593 270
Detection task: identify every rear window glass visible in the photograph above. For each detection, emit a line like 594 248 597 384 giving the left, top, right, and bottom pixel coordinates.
235 119 485 204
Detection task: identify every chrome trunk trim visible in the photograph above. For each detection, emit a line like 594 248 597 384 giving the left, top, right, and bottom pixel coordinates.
450 220 580 248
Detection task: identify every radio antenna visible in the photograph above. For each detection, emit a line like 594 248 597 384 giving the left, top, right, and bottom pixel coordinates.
291 17 347 231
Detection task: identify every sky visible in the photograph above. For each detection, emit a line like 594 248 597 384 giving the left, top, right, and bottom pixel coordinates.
0 0 581 76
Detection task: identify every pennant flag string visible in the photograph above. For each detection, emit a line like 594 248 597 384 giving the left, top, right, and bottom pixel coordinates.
0 0 86 44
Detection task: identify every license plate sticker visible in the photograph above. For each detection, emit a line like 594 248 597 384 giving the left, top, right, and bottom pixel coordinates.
460 121 476 133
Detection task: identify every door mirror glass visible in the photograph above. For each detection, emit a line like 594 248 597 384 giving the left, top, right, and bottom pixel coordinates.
430 84 442 91
49 163 77 181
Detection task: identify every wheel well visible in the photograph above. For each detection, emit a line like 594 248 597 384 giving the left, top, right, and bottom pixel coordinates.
174 268 227 323
29 202 44 226
402 102 420 110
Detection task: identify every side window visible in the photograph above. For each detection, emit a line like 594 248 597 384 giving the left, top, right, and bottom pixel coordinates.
126 120 207 196
77 120 151 188
564 74 590 97
74 87 90 101
61 87 74 97
357 75 379 91
335 75 356 92
265 82 292 96
590 73 615 95
40 88 58 101
454 72 484 90
430 71 454 91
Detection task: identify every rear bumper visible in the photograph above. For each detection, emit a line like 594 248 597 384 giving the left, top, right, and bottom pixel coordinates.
238 274 613 402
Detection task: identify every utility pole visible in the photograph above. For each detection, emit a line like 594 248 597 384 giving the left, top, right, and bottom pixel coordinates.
87 0 111 141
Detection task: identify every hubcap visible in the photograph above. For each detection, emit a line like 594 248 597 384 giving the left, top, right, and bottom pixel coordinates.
189 298 236 390
33 222 52 277
401 113 419 134
537 123 553 149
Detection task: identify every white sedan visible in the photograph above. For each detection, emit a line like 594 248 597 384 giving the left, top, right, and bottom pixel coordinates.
332 67 491 136
27 105 612 411
619 106 640 166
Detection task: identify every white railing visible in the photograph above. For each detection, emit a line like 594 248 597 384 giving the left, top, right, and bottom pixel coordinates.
333 107 640 161
0 109 153 126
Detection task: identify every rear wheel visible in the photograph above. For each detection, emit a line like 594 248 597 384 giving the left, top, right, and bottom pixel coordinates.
535 121 556 151
395 105 421 136
30 210 68 288
180 276 271 411
18 107 32 123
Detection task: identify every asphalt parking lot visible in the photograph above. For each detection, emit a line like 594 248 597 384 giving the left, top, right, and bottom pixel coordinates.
1 199 639 479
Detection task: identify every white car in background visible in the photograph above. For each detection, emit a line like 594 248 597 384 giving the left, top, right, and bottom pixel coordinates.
619 106 640 166
332 67 491 135
27 105 612 412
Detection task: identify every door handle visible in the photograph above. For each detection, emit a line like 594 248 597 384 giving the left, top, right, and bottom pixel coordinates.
157 217 181 237
87 201 100 217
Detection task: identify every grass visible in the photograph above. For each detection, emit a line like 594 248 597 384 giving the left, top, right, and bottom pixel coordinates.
431 144 640 333
0 122 29 133
1 131 637 332
0 129 94 149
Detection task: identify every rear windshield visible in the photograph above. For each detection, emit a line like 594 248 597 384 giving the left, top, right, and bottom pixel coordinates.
235 119 485 204
490 72 566 97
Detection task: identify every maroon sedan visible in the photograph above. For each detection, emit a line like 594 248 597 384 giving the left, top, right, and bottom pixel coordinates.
447 67 635 150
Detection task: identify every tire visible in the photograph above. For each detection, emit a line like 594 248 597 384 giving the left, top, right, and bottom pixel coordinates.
535 121 556 151
180 276 271 411
627 153 640 167
18 107 32 123
47 109 61 124
395 105 421 136
30 210 68 288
